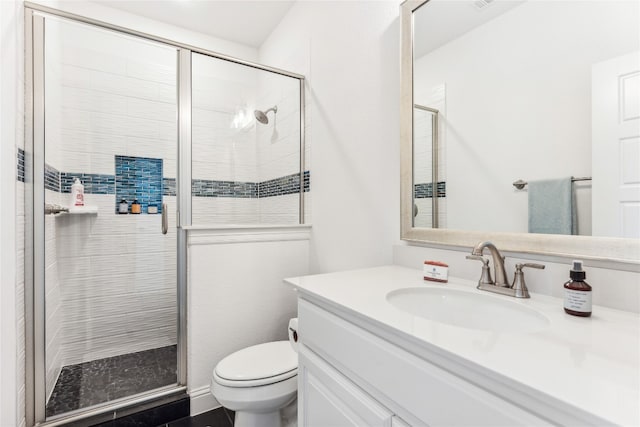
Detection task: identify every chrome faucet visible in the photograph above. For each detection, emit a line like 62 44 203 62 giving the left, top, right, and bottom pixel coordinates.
466 241 544 298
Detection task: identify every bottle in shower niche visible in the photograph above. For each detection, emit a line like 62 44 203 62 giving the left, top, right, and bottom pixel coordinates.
131 199 141 214
118 199 129 214
71 178 84 206
563 260 592 317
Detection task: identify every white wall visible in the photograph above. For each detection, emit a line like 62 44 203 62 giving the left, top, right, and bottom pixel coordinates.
187 229 309 415
1 0 25 425
393 244 640 314
259 0 401 274
414 0 639 235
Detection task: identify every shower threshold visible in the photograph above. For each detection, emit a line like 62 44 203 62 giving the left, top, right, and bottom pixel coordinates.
45 345 177 417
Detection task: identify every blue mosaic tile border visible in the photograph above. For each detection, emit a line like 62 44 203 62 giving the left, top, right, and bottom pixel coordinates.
414 181 446 199
163 178 176 197
115 155 163 214
61 173 115 194
17 149 25 183
258 171 310 198
182 171 311 198
20 149 311 202
192 179 257 198
45 164 61 192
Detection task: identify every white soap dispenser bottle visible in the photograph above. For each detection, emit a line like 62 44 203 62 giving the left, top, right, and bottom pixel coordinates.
71 178 84 207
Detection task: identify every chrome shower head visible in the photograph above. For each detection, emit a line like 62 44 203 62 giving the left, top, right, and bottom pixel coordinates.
254 105 278 124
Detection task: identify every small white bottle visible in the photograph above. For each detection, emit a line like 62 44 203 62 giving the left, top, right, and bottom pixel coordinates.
71 178 84 207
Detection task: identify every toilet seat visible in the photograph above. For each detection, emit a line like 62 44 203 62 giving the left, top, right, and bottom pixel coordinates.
214 341 298 388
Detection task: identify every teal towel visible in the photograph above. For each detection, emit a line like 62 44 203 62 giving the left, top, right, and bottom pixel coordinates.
528 177 576 235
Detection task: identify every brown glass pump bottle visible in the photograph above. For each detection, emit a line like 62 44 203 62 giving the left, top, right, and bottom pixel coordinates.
563 260 592 317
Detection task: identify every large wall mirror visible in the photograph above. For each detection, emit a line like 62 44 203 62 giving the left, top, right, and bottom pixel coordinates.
400 0 640 264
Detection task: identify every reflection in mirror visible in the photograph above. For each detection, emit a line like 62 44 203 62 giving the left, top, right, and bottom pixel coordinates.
412 0 640 239
413 104 443 228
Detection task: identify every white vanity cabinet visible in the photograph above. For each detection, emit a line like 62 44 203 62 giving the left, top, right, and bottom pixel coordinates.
288 266 639 426
297 299 550 427
298 347 395 426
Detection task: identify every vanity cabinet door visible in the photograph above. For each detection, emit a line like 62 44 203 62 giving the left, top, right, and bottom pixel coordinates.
299 299 551 426
299 345 394 427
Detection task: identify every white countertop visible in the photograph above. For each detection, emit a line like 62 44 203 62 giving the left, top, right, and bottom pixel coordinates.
285 265 640 426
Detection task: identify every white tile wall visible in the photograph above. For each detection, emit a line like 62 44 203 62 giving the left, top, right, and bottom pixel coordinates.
259 193 301 225
2 0 27 423
414 199 431 229
413 85 446 229
42 18 179 376
44 190 63 399
256 78 301 182
191 52 258 191
16 183 26 427
255 71 304 225
192 197 260 225
413 109 433 185
190 50 305 226
54 196 178 366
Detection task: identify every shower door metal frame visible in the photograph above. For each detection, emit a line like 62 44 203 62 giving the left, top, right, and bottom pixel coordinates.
25 9 189 427
24 3 307 426
413 104 439 228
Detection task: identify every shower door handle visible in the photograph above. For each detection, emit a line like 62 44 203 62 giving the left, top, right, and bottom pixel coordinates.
162 203 168 235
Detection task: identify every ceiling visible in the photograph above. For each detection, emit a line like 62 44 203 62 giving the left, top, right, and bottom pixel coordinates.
91 0 296 47
414 0 526 58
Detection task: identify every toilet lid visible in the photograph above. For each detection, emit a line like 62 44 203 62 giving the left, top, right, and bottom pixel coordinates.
215 341 297 386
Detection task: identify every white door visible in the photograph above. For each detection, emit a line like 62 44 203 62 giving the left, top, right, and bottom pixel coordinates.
592 51 640 238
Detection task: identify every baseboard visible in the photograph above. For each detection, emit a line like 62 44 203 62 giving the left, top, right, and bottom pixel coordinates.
189 385 219 416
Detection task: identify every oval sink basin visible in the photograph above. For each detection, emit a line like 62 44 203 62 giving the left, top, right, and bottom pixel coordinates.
386 287 549 333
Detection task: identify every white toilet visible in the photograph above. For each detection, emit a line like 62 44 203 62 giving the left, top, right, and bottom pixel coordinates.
211 338 298 427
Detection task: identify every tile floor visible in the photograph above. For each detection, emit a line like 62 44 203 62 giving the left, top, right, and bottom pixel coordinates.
163 407 234 427
46 345 177 417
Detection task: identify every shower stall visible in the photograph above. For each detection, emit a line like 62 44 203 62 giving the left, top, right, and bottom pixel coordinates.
413 104 443 228
25 4 305 425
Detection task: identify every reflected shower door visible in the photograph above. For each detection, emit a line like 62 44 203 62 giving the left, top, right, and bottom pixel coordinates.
413 105 439 228
41 15 179 419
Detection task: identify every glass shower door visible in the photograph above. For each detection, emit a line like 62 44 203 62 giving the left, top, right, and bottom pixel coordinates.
40 14 179 419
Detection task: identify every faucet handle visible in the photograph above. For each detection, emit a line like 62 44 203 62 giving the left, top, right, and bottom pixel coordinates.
511 263 545 298
466 255 493 287
519 262 545 270
466 255 488 265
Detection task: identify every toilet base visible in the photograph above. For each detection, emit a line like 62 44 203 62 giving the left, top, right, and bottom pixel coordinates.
235 410 281 427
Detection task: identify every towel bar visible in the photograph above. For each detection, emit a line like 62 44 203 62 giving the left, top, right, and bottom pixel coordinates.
513 177 592 190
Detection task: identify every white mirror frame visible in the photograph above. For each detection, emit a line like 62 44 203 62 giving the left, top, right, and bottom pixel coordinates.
400 0 640 265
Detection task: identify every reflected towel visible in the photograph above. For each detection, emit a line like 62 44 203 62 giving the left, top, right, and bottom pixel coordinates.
528 177 576 235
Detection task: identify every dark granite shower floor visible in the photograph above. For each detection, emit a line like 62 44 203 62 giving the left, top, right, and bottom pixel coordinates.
46 345 177 417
